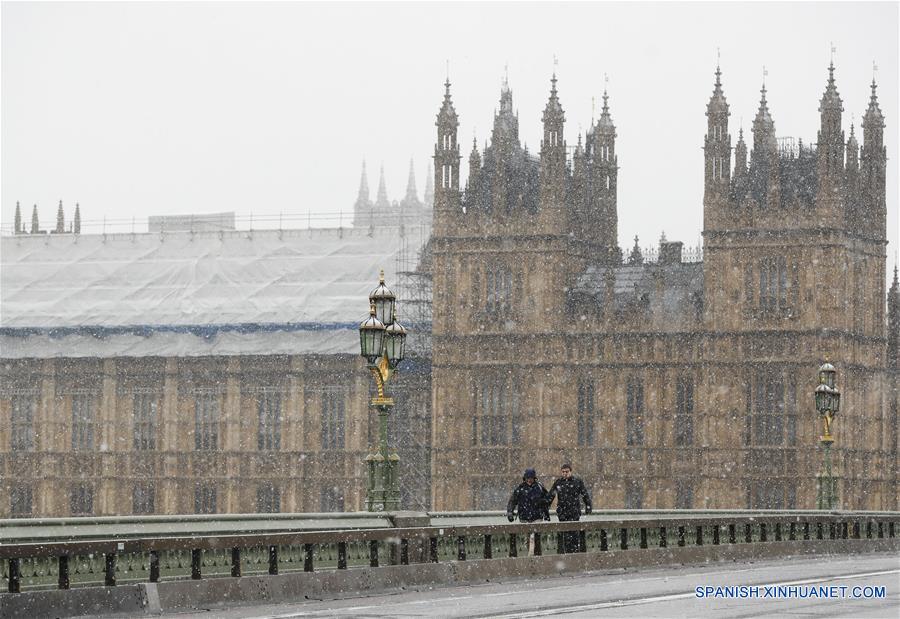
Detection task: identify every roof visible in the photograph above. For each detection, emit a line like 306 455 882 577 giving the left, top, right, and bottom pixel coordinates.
572 260 704 330
1 226 428 359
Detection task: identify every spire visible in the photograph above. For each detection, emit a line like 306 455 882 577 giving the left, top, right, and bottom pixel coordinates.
73 203 81 234
597 86 614 129
734 126 748 177
55 200 65 233
543 71 563 119
492 73 518 145
375 165 390 208
357 160 370 203
863 77 885 128
752 78 776 152
31 204 39 234
819 60 842 113
14 200 21 234
404 158 418 203
818 61 843 138
707 64 728 114
628 235 644 265
846 122 859 171
437 78 458 126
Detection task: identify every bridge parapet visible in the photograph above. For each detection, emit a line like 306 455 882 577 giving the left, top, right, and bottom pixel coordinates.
1 510 897 618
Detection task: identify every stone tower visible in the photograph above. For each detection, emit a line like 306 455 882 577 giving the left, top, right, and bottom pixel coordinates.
700 64 889 509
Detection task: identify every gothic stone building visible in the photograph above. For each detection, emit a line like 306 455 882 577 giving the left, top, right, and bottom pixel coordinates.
430 65 898 511
1 64 897 519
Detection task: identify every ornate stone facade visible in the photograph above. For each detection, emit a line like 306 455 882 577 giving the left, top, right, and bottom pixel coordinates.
430 65 898 512
0 354 431 517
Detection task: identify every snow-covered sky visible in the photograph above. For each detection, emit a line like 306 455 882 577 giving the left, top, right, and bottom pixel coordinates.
2 1 897 259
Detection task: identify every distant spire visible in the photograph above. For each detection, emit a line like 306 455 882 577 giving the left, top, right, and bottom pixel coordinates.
73 203 81 234
31 204 39 234
375 164 390 208
628 235 644 265
404 158 418 203
357 160 370 202
55 200 65 233
14 200 21 234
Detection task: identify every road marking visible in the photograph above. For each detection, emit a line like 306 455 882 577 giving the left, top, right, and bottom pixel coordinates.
484 569 900 618
242 562 899 619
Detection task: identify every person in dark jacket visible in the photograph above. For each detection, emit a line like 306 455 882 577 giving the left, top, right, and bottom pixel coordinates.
507 468 550 556
506 468 550 523
548 463 592 552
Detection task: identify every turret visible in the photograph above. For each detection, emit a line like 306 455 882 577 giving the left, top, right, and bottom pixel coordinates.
490 77 519 153
861 78 886 240
846 123 859 173
73 203 81 234
540 73 566 206
704 65 731 204
731 127 748 203
403 159 419 205
433 79 461 235
844 123 860 227
748 80 778 208
55 200 65 234
816 62 845 203
14 201 21 234
572 133 586 212
30 204 39 234
467 137 481 195
375 165 390 211
353 161 372 228
590 88 618 253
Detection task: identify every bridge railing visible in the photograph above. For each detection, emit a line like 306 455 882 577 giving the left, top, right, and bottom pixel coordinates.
1 510 897 594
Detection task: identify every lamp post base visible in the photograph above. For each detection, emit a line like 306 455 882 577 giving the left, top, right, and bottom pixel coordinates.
815 440 839 511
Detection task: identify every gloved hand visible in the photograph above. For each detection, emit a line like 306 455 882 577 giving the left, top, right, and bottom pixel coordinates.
507 513 515 522
585 506 592 515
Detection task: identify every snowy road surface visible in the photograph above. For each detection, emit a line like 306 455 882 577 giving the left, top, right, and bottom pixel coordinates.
165 552 899 618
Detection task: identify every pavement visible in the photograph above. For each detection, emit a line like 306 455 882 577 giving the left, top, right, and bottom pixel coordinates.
157 551 900 618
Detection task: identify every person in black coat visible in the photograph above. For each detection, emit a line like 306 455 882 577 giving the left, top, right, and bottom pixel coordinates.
506 468 550 523
548 463 592 552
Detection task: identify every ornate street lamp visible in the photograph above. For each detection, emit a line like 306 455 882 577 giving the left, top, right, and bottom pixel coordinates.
359 270 408 511
814 359 841 510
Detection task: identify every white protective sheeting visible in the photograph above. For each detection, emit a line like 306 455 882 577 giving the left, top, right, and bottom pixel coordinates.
1 226 427 358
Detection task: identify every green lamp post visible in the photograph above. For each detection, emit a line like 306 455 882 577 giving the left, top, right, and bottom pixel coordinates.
359 270 407 511
814 360 841 510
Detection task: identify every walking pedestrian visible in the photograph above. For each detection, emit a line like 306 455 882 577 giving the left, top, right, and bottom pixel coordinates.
506 468 550 555
548 463 592 552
